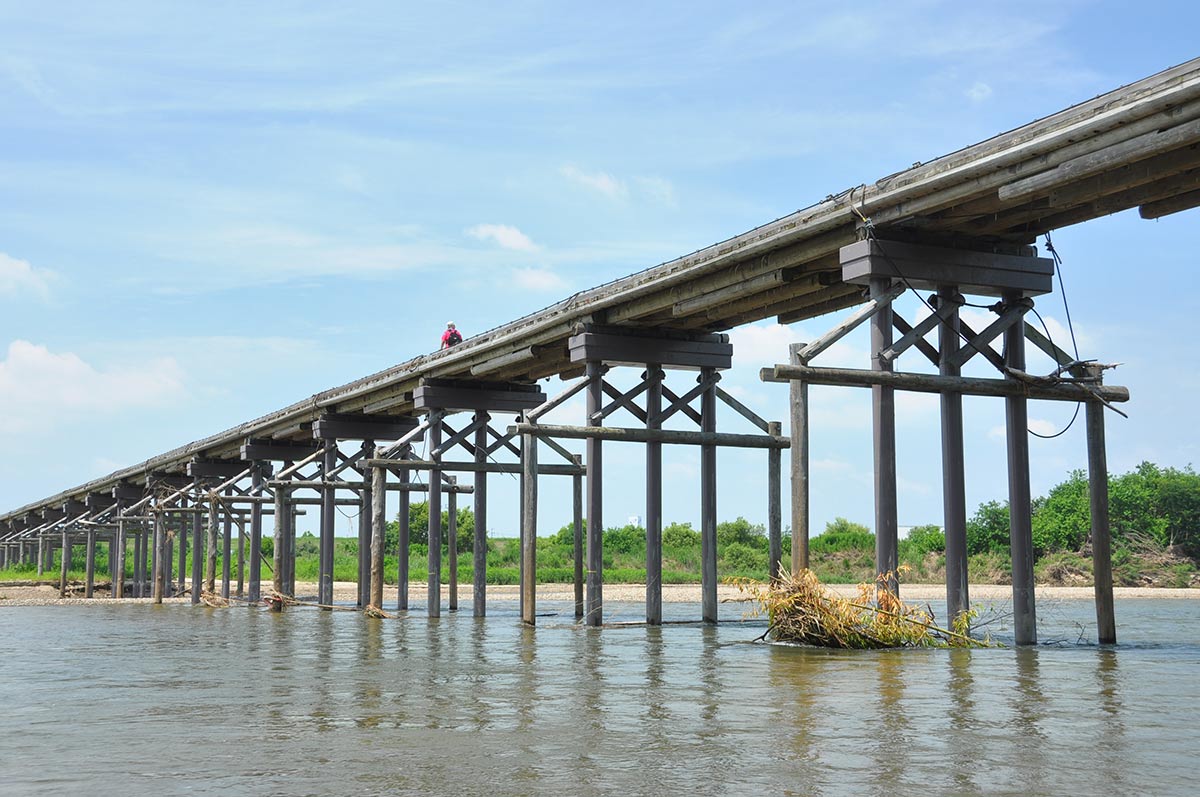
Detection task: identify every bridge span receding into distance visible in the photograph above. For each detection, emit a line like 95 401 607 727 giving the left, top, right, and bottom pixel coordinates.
2 57 1197 645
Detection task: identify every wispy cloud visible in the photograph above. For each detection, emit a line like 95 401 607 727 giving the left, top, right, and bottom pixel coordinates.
0 253 57 301
966 81 993 103
634 176 677 206
511 267 567 292
560 164 626 199
467 223 539 252
0 340 184 434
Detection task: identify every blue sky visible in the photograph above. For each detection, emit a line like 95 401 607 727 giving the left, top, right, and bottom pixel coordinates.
2 1 1197 537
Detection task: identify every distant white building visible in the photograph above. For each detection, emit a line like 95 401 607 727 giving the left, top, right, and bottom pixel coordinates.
628 515 643 528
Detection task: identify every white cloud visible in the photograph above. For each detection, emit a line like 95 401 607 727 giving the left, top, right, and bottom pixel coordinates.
729 321 865 370
511 267 567 292
0 340 184 434
560 164 627 199
466 223 540 252
966 81 993 103
0 253 57 300
634 176 677 206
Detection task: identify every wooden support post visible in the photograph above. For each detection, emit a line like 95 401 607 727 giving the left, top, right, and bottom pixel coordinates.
768 421 783 581
357 440 373 608
319 442 337 608
789 343 810 573
85 528 96 598
249 464 263 602
473 412 488 617
870 278 899 597
397 458 411 611
60 529 70 598
191 490 203 604
1086 367 1117 644
939 288 970 625
166 519 176 597
36 536 44 577
448 479 459 612
236 515 246 598
114 518 127 598
152 513 165 604
133 528 143 597
700 367 719 624
205 498 218 594
521 419 537 625
186 500 197 600
273 479 286 597
585 360 604 626
646 366 663 625
572 454 584 620
428 418 443 618
1004 293 1037 646
370 463 386 610
221 506 232 600
285 498 296 597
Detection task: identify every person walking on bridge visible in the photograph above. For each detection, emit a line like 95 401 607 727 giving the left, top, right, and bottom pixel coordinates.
441 322 462 350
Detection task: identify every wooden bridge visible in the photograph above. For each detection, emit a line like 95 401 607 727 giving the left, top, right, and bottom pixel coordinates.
3 58 1198 645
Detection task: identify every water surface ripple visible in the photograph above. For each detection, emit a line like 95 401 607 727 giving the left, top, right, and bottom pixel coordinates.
0 598 1195 796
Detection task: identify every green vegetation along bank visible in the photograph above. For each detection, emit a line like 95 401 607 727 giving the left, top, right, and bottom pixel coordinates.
3 462 1197 589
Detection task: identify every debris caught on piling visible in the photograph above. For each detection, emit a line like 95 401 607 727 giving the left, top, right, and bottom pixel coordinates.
734 567 996 649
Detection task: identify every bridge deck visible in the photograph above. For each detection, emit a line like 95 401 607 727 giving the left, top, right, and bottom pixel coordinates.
4 57 1200 522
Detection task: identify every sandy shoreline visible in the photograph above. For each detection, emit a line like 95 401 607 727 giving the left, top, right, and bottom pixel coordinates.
1 580 1195 607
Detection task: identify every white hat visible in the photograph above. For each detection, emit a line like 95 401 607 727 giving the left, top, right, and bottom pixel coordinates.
447 321 455 327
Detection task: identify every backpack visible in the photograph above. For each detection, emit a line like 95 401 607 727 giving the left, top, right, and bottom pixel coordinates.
446 329 462 346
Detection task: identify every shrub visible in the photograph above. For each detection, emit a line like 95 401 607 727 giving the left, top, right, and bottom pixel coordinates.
717 517 767 549
604 524 645 555
663 521 699 548
966 501 1010 556
552 519 585 547
905 524 945 555
1031 470 1090 555
721 542 765 573
810 518 874 553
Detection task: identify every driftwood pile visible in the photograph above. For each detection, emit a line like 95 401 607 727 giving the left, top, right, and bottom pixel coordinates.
736 568 994 649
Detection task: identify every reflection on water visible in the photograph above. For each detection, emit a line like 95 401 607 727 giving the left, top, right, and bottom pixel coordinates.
0 598 1197 796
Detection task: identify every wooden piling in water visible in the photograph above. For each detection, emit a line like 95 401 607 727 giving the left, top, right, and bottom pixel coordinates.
370 463 386 610
152 513 164 604
646 366 663 625
473 412 488 617
585 361 604 626
572 454 584 620
448 479 459 612
358 440 373 609
221 507 232 600
114 518 127 598
700 366 718 624
939 287 970 625
248 464 263 603
59 530 70 598
871 278 899 597
273 480 286 597
84 528 96 598
319 442 336 608
397 458 410 611
428 418 443 618
521 422 537 625
1004 293 1037 646
1086 365 1117 644
768 420 782 581
204 499 218 594
789 343 810 574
